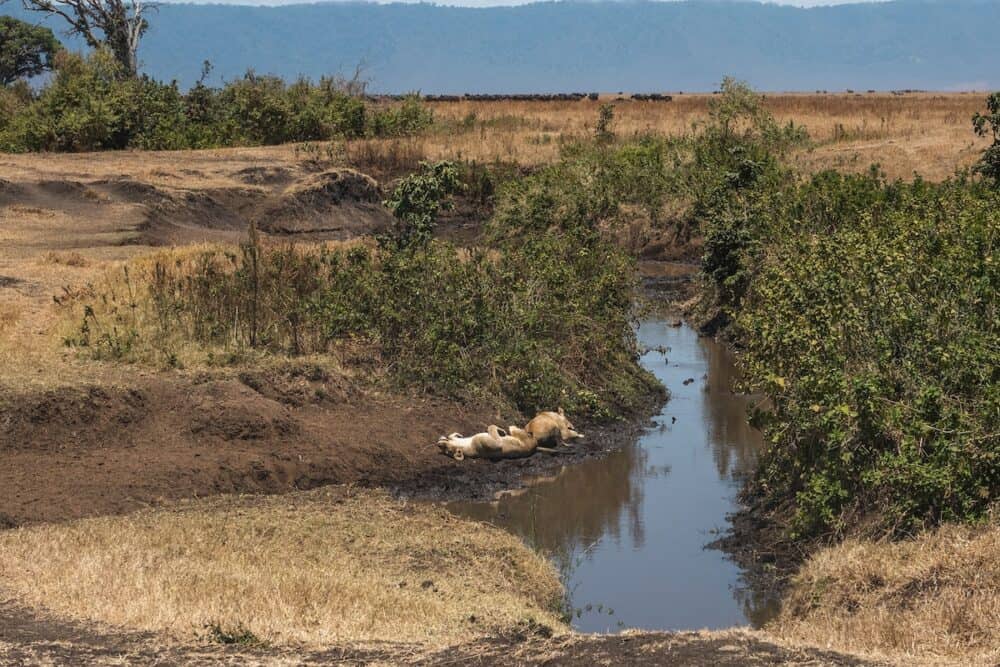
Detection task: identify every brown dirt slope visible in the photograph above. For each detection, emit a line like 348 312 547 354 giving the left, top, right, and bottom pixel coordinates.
0 369 482 527
0 167 391 249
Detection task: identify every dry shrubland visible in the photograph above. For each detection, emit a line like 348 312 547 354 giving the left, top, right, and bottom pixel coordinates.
772 522 1000 666
0 488 566 648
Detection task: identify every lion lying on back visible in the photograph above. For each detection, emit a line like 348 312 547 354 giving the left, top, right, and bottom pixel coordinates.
437 425 535 461
437 409 584 461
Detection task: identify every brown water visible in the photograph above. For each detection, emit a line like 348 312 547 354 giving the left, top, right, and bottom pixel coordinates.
449 319 777 632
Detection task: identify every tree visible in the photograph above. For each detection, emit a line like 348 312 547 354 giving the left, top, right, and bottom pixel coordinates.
0 16 61 85
972 92 1000 187
21 0 155 77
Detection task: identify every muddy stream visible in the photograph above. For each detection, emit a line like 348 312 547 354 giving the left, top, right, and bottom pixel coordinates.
449 318 779 633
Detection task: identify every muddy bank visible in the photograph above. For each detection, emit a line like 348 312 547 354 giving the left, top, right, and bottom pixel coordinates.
391 397 664 503
0 363 663 527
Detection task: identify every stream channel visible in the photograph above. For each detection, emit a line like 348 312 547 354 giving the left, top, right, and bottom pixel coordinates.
449 316 779 633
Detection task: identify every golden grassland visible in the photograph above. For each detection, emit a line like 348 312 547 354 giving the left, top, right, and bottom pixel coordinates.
772 521 1000 667
0 487 566 648
415 92 991 180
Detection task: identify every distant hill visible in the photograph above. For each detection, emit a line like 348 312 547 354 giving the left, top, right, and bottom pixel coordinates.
3 0 1000 92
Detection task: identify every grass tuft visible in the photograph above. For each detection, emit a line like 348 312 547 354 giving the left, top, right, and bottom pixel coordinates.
773 521 1000 666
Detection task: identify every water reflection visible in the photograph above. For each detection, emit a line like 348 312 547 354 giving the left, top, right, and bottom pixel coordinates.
449 320 777 632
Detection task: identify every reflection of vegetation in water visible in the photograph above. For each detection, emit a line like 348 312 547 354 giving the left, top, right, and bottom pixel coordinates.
506 442 651 558
515 443 653 626
698 337 765 483
456 441 653 582
731 568 783 629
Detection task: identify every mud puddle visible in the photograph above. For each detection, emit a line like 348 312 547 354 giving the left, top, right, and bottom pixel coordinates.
449 318 778 632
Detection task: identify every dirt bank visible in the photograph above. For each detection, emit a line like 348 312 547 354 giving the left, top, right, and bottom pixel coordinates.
0 597 875 666
0 362 662 528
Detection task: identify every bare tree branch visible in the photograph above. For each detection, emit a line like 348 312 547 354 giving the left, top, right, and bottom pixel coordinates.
21 0 156 76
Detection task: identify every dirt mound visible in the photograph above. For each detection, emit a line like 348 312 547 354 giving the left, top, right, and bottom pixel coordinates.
188 381 299 441
1 386 149 453
0 178 26 204
234 165 294 186
137 187 264 245
237 363 355 407
254 169 393 237
91 178 172 205
36 180 102 202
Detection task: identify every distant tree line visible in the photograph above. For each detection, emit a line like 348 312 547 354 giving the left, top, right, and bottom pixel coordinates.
0 50 433 151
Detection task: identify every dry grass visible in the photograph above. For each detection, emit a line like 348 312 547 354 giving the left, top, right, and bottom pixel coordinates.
0 92 987 186
771 521 1000 666
51 240 371 371
0 487 566 648
413 93 990 180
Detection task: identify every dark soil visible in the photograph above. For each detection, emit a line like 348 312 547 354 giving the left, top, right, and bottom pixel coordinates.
0 598 878 666
0 362 661 528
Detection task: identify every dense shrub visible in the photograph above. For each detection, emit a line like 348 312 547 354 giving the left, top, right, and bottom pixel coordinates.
678 84 998 541
973 91 1000 187
488 134 682 243
382 160 464 249
732 173 999 539
0 51 433 152
65 158 659 419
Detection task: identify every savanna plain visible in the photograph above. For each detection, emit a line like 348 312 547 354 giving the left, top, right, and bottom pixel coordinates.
0 79 997 666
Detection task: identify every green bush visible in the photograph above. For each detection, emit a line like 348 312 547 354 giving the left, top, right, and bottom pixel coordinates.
66 153 659 419
0 51 434 152
734 173 999 539
488 134 683 243
973 91 1000 187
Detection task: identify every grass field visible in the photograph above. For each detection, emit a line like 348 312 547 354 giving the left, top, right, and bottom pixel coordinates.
411 92 990 180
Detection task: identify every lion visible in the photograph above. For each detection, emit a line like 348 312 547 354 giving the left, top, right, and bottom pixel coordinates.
436 431 500 461
486 424 538 458
525 408 583 447
437 424 546 460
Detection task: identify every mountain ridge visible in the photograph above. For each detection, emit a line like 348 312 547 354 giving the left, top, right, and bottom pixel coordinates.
2 0 998 91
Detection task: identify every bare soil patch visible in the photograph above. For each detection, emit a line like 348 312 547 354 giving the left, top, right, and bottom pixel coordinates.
0 369 482 527
0 600 877 666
